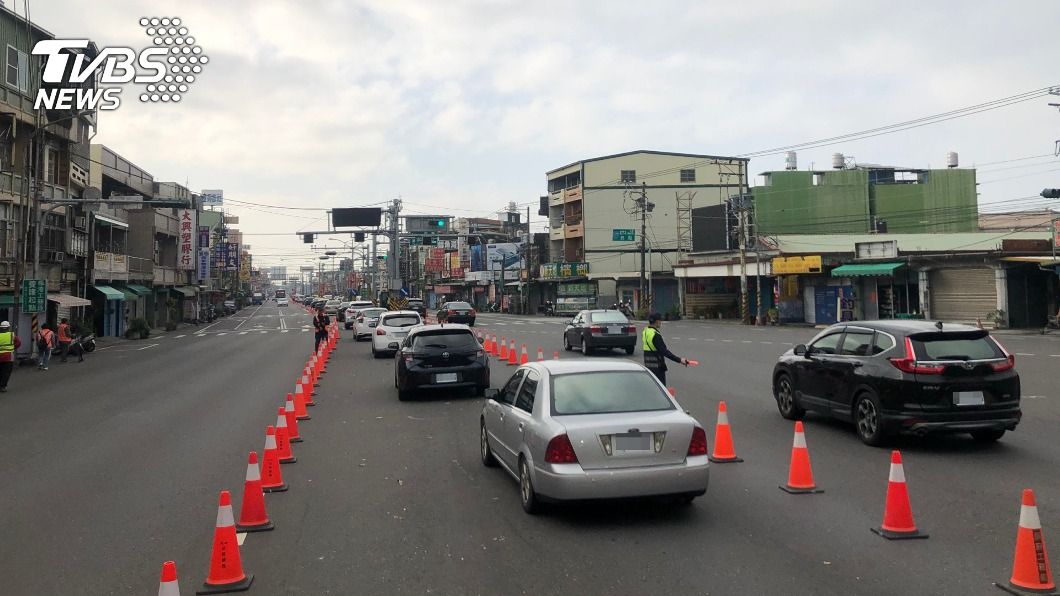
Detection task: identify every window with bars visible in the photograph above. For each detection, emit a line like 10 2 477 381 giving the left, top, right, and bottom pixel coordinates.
680 169 696 183
620 170 636 184
6 45 28 93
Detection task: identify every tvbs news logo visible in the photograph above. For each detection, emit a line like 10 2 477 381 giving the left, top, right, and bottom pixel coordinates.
33 17 207 111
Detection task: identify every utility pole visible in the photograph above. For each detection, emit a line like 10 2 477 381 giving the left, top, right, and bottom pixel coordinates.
524 204 531 314
635 182 653 314
386 197 402 298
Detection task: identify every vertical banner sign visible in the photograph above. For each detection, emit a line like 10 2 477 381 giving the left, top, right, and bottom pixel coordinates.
197 248 210 281
198 225 210 249
178 209 196 270
240 251 251 281
225 242 240 271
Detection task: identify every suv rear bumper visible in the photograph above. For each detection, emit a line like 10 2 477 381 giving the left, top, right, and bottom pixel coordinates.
883 407 1021 436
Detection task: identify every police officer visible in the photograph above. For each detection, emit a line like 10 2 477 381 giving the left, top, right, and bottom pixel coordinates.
642 312 687 386
0 320 22 393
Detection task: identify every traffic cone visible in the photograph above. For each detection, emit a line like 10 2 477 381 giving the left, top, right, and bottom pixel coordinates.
483 334 492 354
553 351 559 360
499 337 508 359
158 561 180 596
871 450 927 540
275 408 297 463
301 373 316 405
519 344 529 364
196 490 253 594
284 394 302 443
293 385 310 420
536 346 544 361
709 402 743 463
507 340 518 365
996 489 1056 595
779 421 823 494
236 452 273 533
260 427 287 493
493 335 499 356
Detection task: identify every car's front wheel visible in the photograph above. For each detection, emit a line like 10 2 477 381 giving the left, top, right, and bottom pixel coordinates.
581 337 591 356
519 458 540 514
854 391 890 447
774 373 804 420
480 421 497 467
970 429 1006 443
563 335 572 351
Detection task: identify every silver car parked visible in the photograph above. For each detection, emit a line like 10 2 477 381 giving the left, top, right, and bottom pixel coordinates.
480 360 709 514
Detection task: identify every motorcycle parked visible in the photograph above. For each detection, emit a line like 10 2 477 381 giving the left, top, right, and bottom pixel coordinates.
50 333 96 358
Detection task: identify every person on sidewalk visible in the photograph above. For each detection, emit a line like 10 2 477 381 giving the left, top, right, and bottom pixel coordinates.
36 324 56 370
57 318 72 362
0 321 21 392
641 312 688 387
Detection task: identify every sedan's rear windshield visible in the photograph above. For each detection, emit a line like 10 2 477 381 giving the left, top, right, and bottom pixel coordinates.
359 308 386 318
446 302 472 310
325 300 341 306
551 371 675 415
382 315 420 328
910 332 1005 361
589 311 628 324
411 331 479 352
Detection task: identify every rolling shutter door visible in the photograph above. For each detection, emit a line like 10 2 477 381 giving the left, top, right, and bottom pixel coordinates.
930 267 996 323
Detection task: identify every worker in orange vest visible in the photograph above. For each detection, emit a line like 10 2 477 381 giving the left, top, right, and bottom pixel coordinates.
57 318 73 363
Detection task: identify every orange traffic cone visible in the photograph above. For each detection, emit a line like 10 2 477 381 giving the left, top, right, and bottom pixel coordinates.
668 387 677 397
709 402 743 463
197 490 253 594
871 450 927 540
275 408 297 463
553 351 559 360
260 426 287 493
493 335 499 356
158 561 180 596
996 489 1056 595
536 346 544 361
507 340 518 365
780 421 823 494
236 451 273 533
499 337 508 359
519 344 529 365
284 394 302 443
483 334 492 354
302 370 317 400
293 385 310 420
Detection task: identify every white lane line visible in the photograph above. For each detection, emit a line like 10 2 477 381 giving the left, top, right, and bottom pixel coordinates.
688 337 698 341
281 329 290 333
175 334 186 339
1015 353 1036 357
721 339 733 343
260 330 268 334
217 332 227 336
741 340 753 344
1050 355 1060 358
672 337 682 340
761 341 773 345
301 328 309 332
234 304 264 331
195 334 206 337
239 332 248 336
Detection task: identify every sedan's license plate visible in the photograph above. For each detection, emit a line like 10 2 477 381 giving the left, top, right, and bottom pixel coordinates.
614 433 650 451
954 391 985 406
435 373 458 383
608 326 622 334
394 332 407 338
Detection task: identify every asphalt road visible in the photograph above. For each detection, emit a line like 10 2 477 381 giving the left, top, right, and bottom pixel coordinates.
2 306 1059 594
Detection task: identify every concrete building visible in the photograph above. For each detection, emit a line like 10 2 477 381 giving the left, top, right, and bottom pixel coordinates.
544 150 748 314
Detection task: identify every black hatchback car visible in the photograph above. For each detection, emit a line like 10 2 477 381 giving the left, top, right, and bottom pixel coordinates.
438 301 476 326
563 309 637 355
395 324 489 401
772 320 1020 446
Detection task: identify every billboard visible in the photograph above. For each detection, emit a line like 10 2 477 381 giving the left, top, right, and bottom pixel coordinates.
178 209 196 270
201 189 224 206
332 208 382 227
486 243 524 271
197 247 210 281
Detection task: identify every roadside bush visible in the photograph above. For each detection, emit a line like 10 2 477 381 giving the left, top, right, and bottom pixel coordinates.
126 317 151 339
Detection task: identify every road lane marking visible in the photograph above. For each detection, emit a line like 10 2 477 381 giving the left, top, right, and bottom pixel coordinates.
218 332 227 336
1051 355 1060 358
742 340 753 343
721 339 733 343
239 332 248 335
1015 353 1036 356
672 337 682 340
260 330 268 334
761 341 773 344
195 334 206 337
175 334 186 338
281 329 289 333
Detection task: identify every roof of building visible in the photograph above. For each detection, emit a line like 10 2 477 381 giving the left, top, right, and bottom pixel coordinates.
547 149 748 177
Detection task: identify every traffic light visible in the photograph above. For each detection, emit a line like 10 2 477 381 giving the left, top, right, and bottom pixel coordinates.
435 218 446 227
354 232 365 242
1042 188 1060 199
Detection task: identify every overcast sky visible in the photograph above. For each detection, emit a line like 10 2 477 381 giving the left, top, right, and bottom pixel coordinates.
30 0 1060 270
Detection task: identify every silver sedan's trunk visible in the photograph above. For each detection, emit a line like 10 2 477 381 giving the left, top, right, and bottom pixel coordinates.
558 410 694 470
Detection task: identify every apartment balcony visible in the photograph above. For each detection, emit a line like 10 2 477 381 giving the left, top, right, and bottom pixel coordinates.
549 189 564 208
129 256 154 281
155 211 179 236
93 251 129 281
563 221 584 238
549 227 564 241
153 265 178 285
564 185 582 203
0 171 69 202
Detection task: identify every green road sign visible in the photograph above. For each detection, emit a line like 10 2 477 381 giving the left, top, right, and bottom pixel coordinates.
21 278 46 313
612 229 635 242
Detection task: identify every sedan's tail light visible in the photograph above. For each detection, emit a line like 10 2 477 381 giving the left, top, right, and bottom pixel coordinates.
470 309 477 315
589 326 604 333
448 309 458 315
625 326 636 333
687 426 708 456
544 434 579 464
889 337 944 375
376 328 386 336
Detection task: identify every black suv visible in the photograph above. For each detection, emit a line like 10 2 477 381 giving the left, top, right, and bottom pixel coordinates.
406 298 427 317
772 320 1020 446
395 325 489 401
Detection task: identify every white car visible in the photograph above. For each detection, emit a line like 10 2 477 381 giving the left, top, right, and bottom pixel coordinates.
344 300 375 329
372 310 422 358
353 307 387 341
276 298 289 307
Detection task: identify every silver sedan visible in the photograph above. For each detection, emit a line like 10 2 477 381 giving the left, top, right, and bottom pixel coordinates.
480 360 709 513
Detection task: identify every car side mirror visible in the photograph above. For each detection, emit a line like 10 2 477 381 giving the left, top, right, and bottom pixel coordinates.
484 388 500 400
793 344 808 357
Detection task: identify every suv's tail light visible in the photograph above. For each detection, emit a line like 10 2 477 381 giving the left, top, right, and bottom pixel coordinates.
589 326 604 333
376 328 386 336
889 337 944 375
688 426 708 456
470 308 477 316
990 337 1016 372
544 434 578 464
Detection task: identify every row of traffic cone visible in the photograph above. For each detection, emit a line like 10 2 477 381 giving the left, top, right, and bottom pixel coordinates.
477 331 559 363
156 321 340 594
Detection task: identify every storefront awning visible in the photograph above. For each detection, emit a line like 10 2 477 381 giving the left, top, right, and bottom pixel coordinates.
91 285 125 301
120 288 139 301
0 294 14 307
94 214 129 228
48 293 92 308
171 286 197 297
830 262 904 277
126 284 153 296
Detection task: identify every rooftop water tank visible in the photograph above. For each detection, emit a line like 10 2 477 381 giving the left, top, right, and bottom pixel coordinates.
946 151 959 168
831 153 845 169
784 151 797 170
